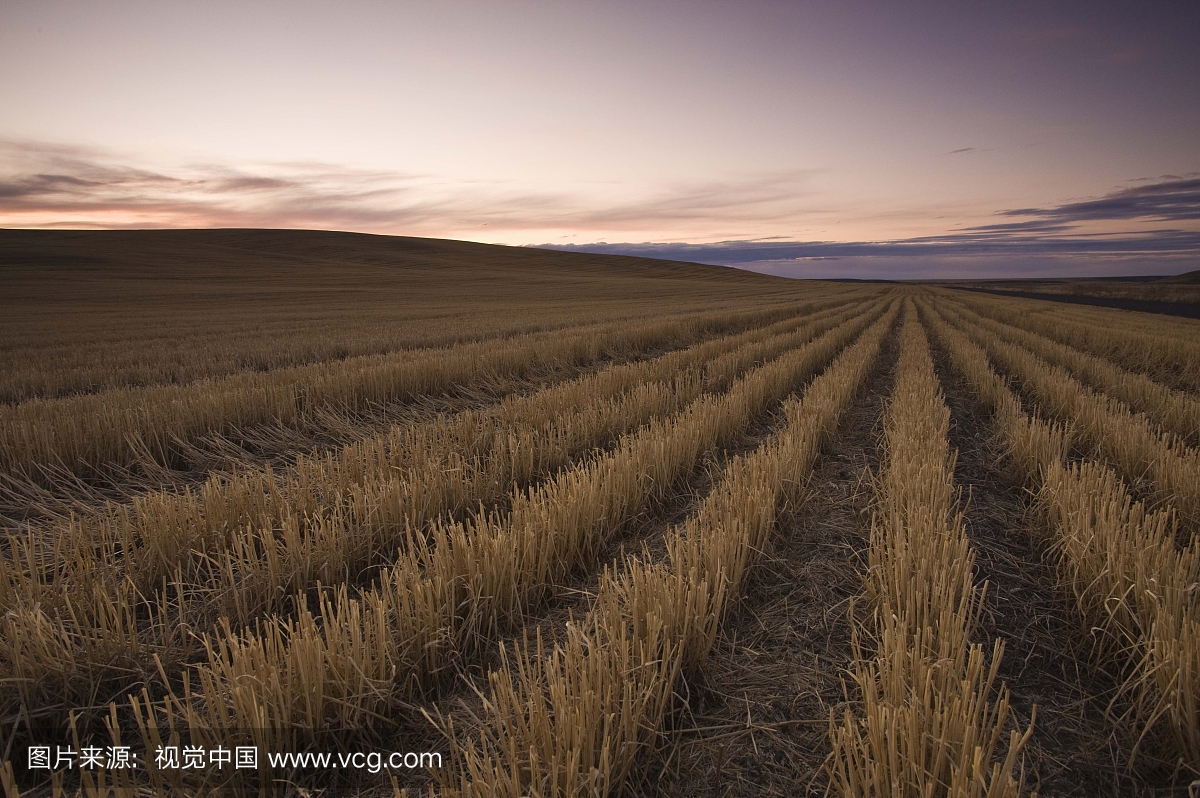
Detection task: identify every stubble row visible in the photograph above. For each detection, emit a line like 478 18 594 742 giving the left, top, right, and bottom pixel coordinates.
1 301 883 732
923 298 1199 772
27 302 889 771
940 296 1200 445
936 301 1200 531
827 303 1029 797
949 291 1200 395
1 300 836 485
437 300 899 798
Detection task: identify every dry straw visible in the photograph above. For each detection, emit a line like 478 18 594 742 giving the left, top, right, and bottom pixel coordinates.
828 303 1030 798
946 298 1200 445
950 291 1200 394
937 301 1200 531
119 304 890 757
924 298 1199 773
0 302 884 730
440 300 899 797
0 301 829 484
2 299 874 616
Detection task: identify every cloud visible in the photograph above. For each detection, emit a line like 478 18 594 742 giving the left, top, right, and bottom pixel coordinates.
1000 177 1200 223
539 176 1200 276
4 138 1196 280
947 148 976 155
565 170 821 226
0 139 820 235
542 228 1200 265
0 140 438 229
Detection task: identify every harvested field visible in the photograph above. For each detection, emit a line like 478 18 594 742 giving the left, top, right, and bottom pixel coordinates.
2 231 1198 796
939 274 1200 319
946 287 1200 319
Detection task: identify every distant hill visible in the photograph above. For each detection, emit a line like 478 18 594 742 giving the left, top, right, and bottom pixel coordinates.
0 227 815 332
0 228 793 291
1 228 835 400
1157 269 1200 284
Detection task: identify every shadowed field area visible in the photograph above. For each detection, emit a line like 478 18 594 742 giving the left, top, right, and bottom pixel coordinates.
938 272 1200 318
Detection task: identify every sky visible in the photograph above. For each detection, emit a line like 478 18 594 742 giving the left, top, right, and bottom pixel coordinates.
1 0 1198 279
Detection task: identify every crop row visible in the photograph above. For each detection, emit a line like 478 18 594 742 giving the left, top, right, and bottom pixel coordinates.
952 291 1200 395
1033 296 1200 340
1 301 881 732
169 303 888 748
6 306 890 740
1 298 877 633
0 303 598 404
440 300 898 797
828 305 1028 797
1 299 835 483
941 297 1200 444
936 301 1200 531
2 295 799 405
30 304 888 766
923 299 1199 770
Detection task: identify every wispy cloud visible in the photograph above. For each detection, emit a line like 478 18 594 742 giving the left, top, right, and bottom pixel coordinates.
0 139 820 236
0 139 444 229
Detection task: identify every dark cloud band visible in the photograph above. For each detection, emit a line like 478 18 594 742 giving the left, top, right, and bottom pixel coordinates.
544 177 1200 263
1002 177 1200 223
543 230 1200 263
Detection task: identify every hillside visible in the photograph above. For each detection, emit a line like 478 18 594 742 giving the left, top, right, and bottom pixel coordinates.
0 228 798 324
1157 268 1200 284
0 228 827 401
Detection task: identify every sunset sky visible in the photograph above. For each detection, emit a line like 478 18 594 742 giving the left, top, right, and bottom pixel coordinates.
2 0 1198 278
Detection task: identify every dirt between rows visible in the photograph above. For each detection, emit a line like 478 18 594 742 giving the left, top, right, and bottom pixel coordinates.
928 331 1194 797
632 317 899 797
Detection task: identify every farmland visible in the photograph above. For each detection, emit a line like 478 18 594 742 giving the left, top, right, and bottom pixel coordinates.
1 230 1198 796
934 273 1200 318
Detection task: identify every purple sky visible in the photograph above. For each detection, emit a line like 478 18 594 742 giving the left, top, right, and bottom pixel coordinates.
1 0 1198 278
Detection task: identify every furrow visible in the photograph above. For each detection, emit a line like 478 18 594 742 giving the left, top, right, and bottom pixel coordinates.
631 295 899 797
